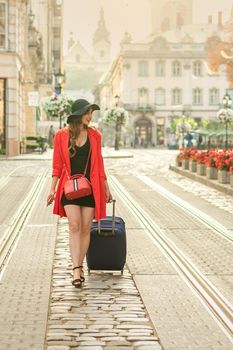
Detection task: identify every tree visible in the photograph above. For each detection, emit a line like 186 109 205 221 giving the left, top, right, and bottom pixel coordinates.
42 94 73 126
205 35 233 88
103 107 128 150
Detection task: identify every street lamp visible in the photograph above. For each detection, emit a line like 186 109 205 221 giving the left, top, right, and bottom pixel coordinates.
114 94 120 150
217 94 233 149
54 71 65 129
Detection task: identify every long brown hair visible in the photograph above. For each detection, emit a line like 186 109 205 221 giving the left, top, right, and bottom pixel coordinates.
68 117 88 158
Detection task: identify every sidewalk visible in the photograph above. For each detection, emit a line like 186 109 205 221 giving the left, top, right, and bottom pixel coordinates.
3 148 134 161
170 164 233 196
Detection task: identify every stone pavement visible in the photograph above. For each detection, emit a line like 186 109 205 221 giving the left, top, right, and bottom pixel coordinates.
46 219 160 350
5 147 133 161
0 149 233 349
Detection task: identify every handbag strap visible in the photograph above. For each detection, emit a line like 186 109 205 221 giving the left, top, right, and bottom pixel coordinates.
83 146 91 176
63 135 91 179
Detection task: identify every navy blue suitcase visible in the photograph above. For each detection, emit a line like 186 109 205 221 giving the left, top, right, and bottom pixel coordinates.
86 200 126 274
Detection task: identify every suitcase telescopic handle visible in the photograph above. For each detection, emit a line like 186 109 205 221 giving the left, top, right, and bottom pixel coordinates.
98 199 116 235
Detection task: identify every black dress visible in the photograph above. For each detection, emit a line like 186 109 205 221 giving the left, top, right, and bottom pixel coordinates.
61 136 95 208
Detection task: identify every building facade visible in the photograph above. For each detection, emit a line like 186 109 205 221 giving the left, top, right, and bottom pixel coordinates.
0 0 63 156
96 1 232 148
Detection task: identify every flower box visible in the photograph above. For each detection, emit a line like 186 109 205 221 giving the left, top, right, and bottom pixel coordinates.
176 155 182 167
206 167 218 180
218 170 230 184
189 160 197 172
230 174 233 188
182 159 189 170
197 163 206 176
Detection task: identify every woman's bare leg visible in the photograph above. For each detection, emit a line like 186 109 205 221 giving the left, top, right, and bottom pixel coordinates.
64 204 82 281
79 207 95 273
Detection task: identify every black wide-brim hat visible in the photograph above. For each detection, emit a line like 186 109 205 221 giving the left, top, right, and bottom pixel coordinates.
67 98 100 123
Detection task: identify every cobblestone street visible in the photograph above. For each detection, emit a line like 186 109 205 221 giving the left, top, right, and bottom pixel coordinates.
0 149 233 349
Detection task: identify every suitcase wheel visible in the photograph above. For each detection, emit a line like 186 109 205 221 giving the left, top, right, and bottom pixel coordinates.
121 269 124 275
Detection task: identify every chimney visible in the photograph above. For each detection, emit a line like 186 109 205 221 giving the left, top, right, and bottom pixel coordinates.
218 11 222 28
208 15 212 24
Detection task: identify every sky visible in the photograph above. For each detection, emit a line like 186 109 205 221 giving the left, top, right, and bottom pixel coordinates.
63 0 233 58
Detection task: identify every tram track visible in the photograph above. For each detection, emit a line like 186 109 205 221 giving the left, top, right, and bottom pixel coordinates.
0 168 48 277
137 174 233 243
107 172 233 342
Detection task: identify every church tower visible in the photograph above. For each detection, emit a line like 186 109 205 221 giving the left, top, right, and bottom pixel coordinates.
150 0 193 34
92 8 111 73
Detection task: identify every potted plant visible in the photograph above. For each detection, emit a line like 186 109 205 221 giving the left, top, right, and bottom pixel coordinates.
196 150 207 176
226 152 233 187
216 150 230 184
179 148 192 170
205 149 218 180
175 153 182 167
189 149 198 172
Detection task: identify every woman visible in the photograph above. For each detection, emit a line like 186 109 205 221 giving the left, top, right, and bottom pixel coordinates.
47 99 112 288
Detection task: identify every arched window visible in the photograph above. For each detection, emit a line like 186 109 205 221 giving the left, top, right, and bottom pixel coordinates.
155 61 165 76
172 88 182 105
138 88 148 107
172 61 181 77
193 61 202 76
209 88 219 105
138 61 149 76
193 88 203 105
155 88 166 105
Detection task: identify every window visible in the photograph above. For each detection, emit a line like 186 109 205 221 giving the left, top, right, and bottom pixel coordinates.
172 61 181 77
155 88 166 105
0 2 7 49
193 61 202 76
138 61 148 77
100 50 105 58
138 88 148 106
193 88 203 105
172 88 182 105
75 54 80 63
155 61 165 77
209 88 219 105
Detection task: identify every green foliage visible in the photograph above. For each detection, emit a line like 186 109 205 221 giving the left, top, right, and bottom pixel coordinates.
171 117 197 133
42 94 73 119
103 107 128 126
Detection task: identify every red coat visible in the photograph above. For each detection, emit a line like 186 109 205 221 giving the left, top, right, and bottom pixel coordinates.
52 127 107 220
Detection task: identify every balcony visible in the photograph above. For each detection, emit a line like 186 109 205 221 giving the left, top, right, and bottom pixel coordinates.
123 103 156 112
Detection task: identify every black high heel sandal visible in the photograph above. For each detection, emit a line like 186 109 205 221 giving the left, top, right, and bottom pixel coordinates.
79 265 85 282
72 266 82 288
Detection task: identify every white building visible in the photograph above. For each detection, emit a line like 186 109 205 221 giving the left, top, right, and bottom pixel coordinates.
96 0 232 147
0 0 64 156
64 8 111 92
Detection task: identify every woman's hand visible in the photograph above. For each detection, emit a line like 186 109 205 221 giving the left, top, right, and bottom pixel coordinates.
47 190 56 207
105 180 112 203
106 189 113 203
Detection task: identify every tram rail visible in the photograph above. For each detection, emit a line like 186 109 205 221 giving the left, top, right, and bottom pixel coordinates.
0 169 48 277
107 172 233 342
137 174 233 243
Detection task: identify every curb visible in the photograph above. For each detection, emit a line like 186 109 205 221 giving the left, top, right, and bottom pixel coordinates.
170 165 233 196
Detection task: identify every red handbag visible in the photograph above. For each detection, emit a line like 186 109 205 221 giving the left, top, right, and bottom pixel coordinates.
63 148 92 200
